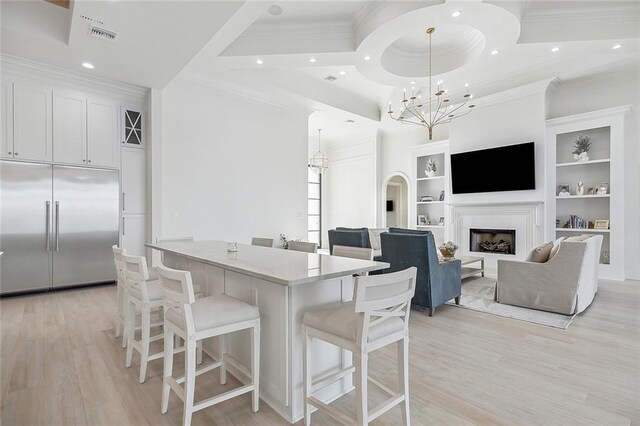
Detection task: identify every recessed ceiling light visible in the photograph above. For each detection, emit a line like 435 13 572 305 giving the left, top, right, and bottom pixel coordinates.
256 59 263 65
490 49 500 55
267 5 283 16
451 10 462 17
612 43 623 50
339 71 346 76
410 81 416 85
364 55 371 61
82 62 94 69
310 57 316 63
551 46 560 53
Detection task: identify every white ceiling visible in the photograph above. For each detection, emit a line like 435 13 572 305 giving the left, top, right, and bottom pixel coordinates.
2 0 639 146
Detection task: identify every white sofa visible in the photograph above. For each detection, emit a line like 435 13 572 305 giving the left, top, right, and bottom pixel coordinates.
496 235 603 315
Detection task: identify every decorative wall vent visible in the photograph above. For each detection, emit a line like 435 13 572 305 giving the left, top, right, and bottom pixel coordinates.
88 25 118 42
324 75 338 82
123 109 142 146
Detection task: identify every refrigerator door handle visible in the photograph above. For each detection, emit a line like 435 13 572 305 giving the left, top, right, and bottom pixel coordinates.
45 201 51 251
122 217 125 236
55 201 60 252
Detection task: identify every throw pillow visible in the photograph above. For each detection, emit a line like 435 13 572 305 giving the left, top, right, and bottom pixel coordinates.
548 236 566 261
527 241 553 263
565 235 591 242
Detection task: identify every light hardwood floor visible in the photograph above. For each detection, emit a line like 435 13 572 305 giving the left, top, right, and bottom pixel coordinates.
1 279 639 425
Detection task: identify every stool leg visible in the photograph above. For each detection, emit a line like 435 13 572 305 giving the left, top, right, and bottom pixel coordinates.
251 322 260 412
161 327 175 414
302 328 312 426
398 337 410 426
115 284 123 338
354 350 368 426
183 339 197 426
121 292 129 348
219 334 227 385
139 307 151 383
196 341 203 365
125 301 136 368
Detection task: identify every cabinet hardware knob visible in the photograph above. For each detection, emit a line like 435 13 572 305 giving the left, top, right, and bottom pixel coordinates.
14 152 18 156
88 160 92 163
8 152 12 155
82 159 86 162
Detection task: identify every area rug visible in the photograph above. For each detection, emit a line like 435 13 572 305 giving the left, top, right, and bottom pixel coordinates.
445 277 575 329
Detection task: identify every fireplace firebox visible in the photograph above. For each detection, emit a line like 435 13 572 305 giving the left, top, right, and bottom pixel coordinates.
470 228 516 255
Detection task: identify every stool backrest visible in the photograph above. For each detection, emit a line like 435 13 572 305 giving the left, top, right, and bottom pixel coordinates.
332 245 374 260
156 263 197 333
353 267 417 346
251 237 274 247
122 254 151 299
288 241 318 253
112 245 126 284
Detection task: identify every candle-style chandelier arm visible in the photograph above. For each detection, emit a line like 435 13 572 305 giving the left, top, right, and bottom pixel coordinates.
386 27 474 140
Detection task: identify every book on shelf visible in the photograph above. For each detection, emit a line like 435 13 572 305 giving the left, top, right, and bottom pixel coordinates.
568 214 588 229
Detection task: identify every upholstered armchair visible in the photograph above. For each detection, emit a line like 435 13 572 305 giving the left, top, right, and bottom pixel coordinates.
496 235 603 315
328 227 371 255
379 228 461 316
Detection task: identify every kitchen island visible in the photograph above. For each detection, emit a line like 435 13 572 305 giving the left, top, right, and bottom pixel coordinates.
146 240 388 423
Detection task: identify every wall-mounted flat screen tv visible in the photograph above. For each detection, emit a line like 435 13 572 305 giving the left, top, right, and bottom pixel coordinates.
451 142 535 194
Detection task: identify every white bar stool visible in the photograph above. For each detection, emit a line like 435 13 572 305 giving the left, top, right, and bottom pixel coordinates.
302 267 417 425
157 263 261 426
288 241 318 253
251 237 274 247
112 245 128 347
123 254 201 383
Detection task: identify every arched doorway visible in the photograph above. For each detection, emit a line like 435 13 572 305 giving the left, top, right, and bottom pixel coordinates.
384 174 409 228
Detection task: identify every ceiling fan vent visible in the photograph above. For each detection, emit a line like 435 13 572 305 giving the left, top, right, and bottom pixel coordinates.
88 25 118 42
324 75 338 82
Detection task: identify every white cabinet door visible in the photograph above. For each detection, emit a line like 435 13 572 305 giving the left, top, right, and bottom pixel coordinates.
121 147 146 214
13 82 53 162
121 214 146 256
1 82 13 159
88 98 119 168
53 91 86 165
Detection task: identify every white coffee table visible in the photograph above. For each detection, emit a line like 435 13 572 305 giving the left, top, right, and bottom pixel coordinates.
457 255 485 279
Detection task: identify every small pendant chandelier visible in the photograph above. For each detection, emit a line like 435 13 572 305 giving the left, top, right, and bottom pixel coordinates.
309 128 328 173
388 27 475 140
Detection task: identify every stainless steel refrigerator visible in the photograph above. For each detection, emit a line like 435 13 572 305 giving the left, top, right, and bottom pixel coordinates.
0 161 119 295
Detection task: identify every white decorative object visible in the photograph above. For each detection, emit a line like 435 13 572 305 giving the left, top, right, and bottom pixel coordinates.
227 242 238 252
576 181 584 196
596 182 608 195
572 134 591 162
425 158 437 177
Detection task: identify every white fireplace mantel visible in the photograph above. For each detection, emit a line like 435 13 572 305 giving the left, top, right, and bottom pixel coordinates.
450 201 545 277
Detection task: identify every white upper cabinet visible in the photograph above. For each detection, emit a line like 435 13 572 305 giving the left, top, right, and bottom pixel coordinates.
121 147 146 214
88 98 119 168
13 82 53 162
53 90 86 165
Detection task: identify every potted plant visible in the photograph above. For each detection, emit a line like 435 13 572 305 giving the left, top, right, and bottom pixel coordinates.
572 135 591 162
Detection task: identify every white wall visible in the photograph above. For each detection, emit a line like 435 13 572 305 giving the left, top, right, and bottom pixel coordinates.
546 68 640 280
448 93 547 205
321 138 377 247
160 77 308 244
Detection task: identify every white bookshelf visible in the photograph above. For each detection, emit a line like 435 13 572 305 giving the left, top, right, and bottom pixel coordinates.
546 105 629 280
411 140 450 246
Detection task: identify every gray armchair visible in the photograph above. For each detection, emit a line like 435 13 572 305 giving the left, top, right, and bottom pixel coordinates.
379 228 461 316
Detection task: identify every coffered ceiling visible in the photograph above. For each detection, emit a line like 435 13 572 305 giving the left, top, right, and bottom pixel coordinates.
2 1 638 144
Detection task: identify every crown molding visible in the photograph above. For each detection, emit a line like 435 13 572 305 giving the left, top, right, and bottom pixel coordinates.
0 54 149 100
522 4 639 25
178 69 314 116
545 104 632 126
472 78 556 108
553 59 640 87
236 20 353 40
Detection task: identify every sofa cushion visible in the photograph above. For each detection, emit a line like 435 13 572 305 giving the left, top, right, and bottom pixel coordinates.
527 241 553 263
548 236 566 261
565 234 592 242
368 228 387 251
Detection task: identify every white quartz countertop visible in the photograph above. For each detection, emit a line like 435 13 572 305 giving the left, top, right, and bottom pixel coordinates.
146 240 389 286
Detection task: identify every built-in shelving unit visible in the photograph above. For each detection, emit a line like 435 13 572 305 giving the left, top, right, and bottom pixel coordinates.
546 105 629 280
411 140 450 245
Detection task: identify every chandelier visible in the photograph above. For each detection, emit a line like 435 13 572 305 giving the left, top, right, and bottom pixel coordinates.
309 129 328 173
388 27 475 140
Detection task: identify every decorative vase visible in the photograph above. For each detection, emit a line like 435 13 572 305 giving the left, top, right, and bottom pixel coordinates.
573 152 589 162
439 248 457 260
425 170 436 177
